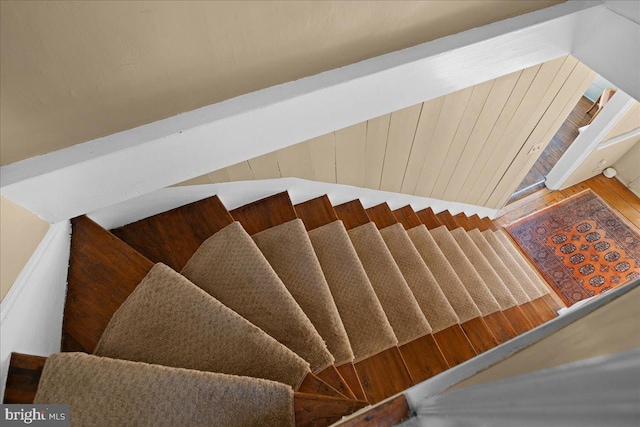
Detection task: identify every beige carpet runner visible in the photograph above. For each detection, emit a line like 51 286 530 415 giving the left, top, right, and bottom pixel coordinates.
347 222 432 345
308 220 398 362
252 219 354 365
482 230 543 301
95 263 310 388
450 228 518 311
35 353 294 427
430 226 501 316
468 228 531 305
378 224 460 333
495 230 552 296
406 225 481 323
181 221 333 373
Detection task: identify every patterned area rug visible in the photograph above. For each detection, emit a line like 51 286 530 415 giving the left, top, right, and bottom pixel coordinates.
505 190 640 306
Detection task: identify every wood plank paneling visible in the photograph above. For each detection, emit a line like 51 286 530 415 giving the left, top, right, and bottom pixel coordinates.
248 152 281 180
227 160 255 181
379 104 422 193
364 114 391 190
467 56 570 205
336 122 367 187
401 96 445 194
445 70 521 200
309 133 337 184
487 62 595 208
431 79 495 199
277 141 316 180
457 64 540 203
208 168 230 183
414 86 474 197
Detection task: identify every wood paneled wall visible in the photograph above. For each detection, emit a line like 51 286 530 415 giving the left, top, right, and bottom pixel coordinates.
180 56 595 211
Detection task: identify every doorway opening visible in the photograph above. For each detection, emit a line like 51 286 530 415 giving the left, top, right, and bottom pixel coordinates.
506 74 618 204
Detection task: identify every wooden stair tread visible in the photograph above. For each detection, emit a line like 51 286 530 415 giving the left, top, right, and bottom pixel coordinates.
482 311 518 343
482 217 499 231
294 393 369 427
336 395 410 426
333 200 371 230
299 373 349 399
452 213 477 231
3 353 47 404
415 207 443 230
519 301 547 327
393 206 423 230
353 347 414 404
460 317 499 353
111 195 234 271
398 335 450 383
317 366 357 401
543 293 565 312
432 325 477 366
502 306 535 335
468 215 490 231
435 210 459 231
531 297 559 322
336 363 368 403
229 191 298 235
365 203 399 229
294 196 339 231
64 216 154 353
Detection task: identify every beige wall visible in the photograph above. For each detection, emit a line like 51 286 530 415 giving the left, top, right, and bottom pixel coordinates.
451 284 640 390
186 57 594 210
614 141 640 197
0 1 564 166
0 196 50 300
601 103 640 143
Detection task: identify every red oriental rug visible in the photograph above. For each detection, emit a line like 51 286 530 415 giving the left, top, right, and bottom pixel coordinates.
505 190 640 306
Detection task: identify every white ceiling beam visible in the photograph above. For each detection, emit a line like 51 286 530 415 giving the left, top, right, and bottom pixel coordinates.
4 1 638 223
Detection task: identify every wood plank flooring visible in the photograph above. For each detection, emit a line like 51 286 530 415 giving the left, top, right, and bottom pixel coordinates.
510 96 595 202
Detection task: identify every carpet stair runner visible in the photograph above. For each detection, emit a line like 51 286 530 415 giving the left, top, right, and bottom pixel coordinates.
4 191 564 426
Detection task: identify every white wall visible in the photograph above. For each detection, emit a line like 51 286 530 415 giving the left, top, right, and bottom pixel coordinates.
614 140 640 197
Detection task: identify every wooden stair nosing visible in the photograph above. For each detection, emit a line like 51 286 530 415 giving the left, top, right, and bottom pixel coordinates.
229 191 298 235
502 305 535 334
482 311 518 343
398 335 450 384
336 363 368 403
333 200 371 231
353 347 414 404
435 210 459 231
364 203 399 229
530 297 559 322
111 195 234 271
317 366 358 401
392 206 423 230
415 207 443 230
460 317 500 353
336 394 411 427
64 215 154 353
294 195 339 231
431 325 477 366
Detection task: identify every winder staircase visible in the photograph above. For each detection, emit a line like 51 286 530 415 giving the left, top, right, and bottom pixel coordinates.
3 191 563 426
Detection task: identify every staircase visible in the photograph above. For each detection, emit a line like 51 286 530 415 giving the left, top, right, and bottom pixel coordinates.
3 191 563 426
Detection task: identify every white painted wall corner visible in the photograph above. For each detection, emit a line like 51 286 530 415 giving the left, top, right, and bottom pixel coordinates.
0 221 71 399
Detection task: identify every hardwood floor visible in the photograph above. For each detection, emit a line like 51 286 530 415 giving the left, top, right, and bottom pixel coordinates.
495 174 640 231
509 96 595 203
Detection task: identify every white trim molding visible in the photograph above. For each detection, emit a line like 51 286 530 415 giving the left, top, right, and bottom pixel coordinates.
545 91 637 190
87 178 499 230
0 221 71 399
1 1 639 223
